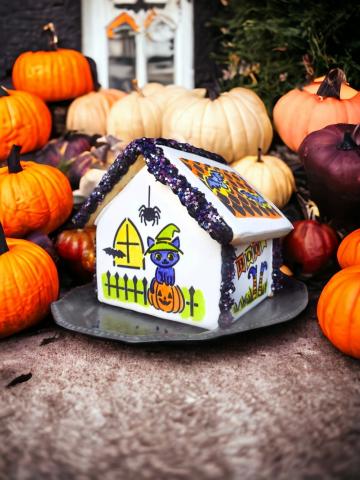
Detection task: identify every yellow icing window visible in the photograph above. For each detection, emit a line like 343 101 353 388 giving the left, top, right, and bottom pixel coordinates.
113 218 145 269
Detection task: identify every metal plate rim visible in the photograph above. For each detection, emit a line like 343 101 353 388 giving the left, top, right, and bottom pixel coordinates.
51 278 308 344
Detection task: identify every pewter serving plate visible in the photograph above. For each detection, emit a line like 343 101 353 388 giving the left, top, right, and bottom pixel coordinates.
51 278 308 344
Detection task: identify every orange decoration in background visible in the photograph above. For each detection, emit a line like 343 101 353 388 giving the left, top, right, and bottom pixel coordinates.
107 12 139 37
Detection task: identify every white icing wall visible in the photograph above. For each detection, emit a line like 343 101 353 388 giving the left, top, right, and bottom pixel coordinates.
231 240 273 320
96 166 222 330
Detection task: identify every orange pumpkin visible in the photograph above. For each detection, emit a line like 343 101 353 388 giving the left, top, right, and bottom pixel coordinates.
0 86 51 160
317 266 360 358
12 23 94 102
0 145 73 237
0 223 59 338
273 69 360 151
337 229 360 268
148 281 185 313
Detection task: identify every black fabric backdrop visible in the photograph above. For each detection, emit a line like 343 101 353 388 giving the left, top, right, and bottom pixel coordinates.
0 0 81 81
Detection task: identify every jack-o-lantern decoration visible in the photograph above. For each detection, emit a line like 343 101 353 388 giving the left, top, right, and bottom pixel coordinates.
148 281 185 313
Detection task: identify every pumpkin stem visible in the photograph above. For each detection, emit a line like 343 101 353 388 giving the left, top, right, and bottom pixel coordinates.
316 68 346 99
0 223 9 255
7 145 23 174
205 85 221 101
131 79 144 96
297 192 320 221
257 148 263 162
0 86 9 97
338 131 359 151
42 22 58 51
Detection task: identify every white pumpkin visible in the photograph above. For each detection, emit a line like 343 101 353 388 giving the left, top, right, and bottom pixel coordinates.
107 87 162 142
162 87 273 163
231 149 295 208
142 82 206 112
66 89 126 135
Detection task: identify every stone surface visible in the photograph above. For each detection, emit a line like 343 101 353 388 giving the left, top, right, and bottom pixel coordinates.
0 294 359 480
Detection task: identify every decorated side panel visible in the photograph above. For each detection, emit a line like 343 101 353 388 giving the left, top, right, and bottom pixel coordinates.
95 166 222 330
231 239 273 319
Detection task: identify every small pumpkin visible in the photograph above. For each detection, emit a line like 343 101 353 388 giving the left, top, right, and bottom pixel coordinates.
0 223 59 338
162 86 273 163
66 89 126 135
56 227 96 278
12 23 94 102
273 69 360 151
107 80 163 142
0 145 73 237
231 148 295 208
299 123 360 224
0 86 51 160
317 266 360 358
283 198 339 275
148 281 185 313
337 229 360 269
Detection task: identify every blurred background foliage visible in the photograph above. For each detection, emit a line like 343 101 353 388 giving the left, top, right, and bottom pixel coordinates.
211 0 360 112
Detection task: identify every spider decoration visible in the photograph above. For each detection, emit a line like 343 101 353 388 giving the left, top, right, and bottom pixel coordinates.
139 186 161 226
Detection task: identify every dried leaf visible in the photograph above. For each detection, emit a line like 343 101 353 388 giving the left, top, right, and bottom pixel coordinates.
6 373 32 388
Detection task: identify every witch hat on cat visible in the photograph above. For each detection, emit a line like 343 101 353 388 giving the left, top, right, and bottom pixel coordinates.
145 223 183 254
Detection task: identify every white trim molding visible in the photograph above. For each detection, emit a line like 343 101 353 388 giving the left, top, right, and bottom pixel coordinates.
81 0 194 89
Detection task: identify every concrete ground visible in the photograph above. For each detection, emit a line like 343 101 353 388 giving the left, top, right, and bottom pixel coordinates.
0 293 359 480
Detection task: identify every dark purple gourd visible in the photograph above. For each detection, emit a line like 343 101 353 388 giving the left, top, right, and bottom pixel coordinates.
299 123 360 225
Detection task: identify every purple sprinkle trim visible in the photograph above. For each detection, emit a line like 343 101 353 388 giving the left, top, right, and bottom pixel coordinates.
218 244 236 328
272 238 285 292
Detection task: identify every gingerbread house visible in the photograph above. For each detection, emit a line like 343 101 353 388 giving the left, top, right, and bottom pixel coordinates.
73 138 293 330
